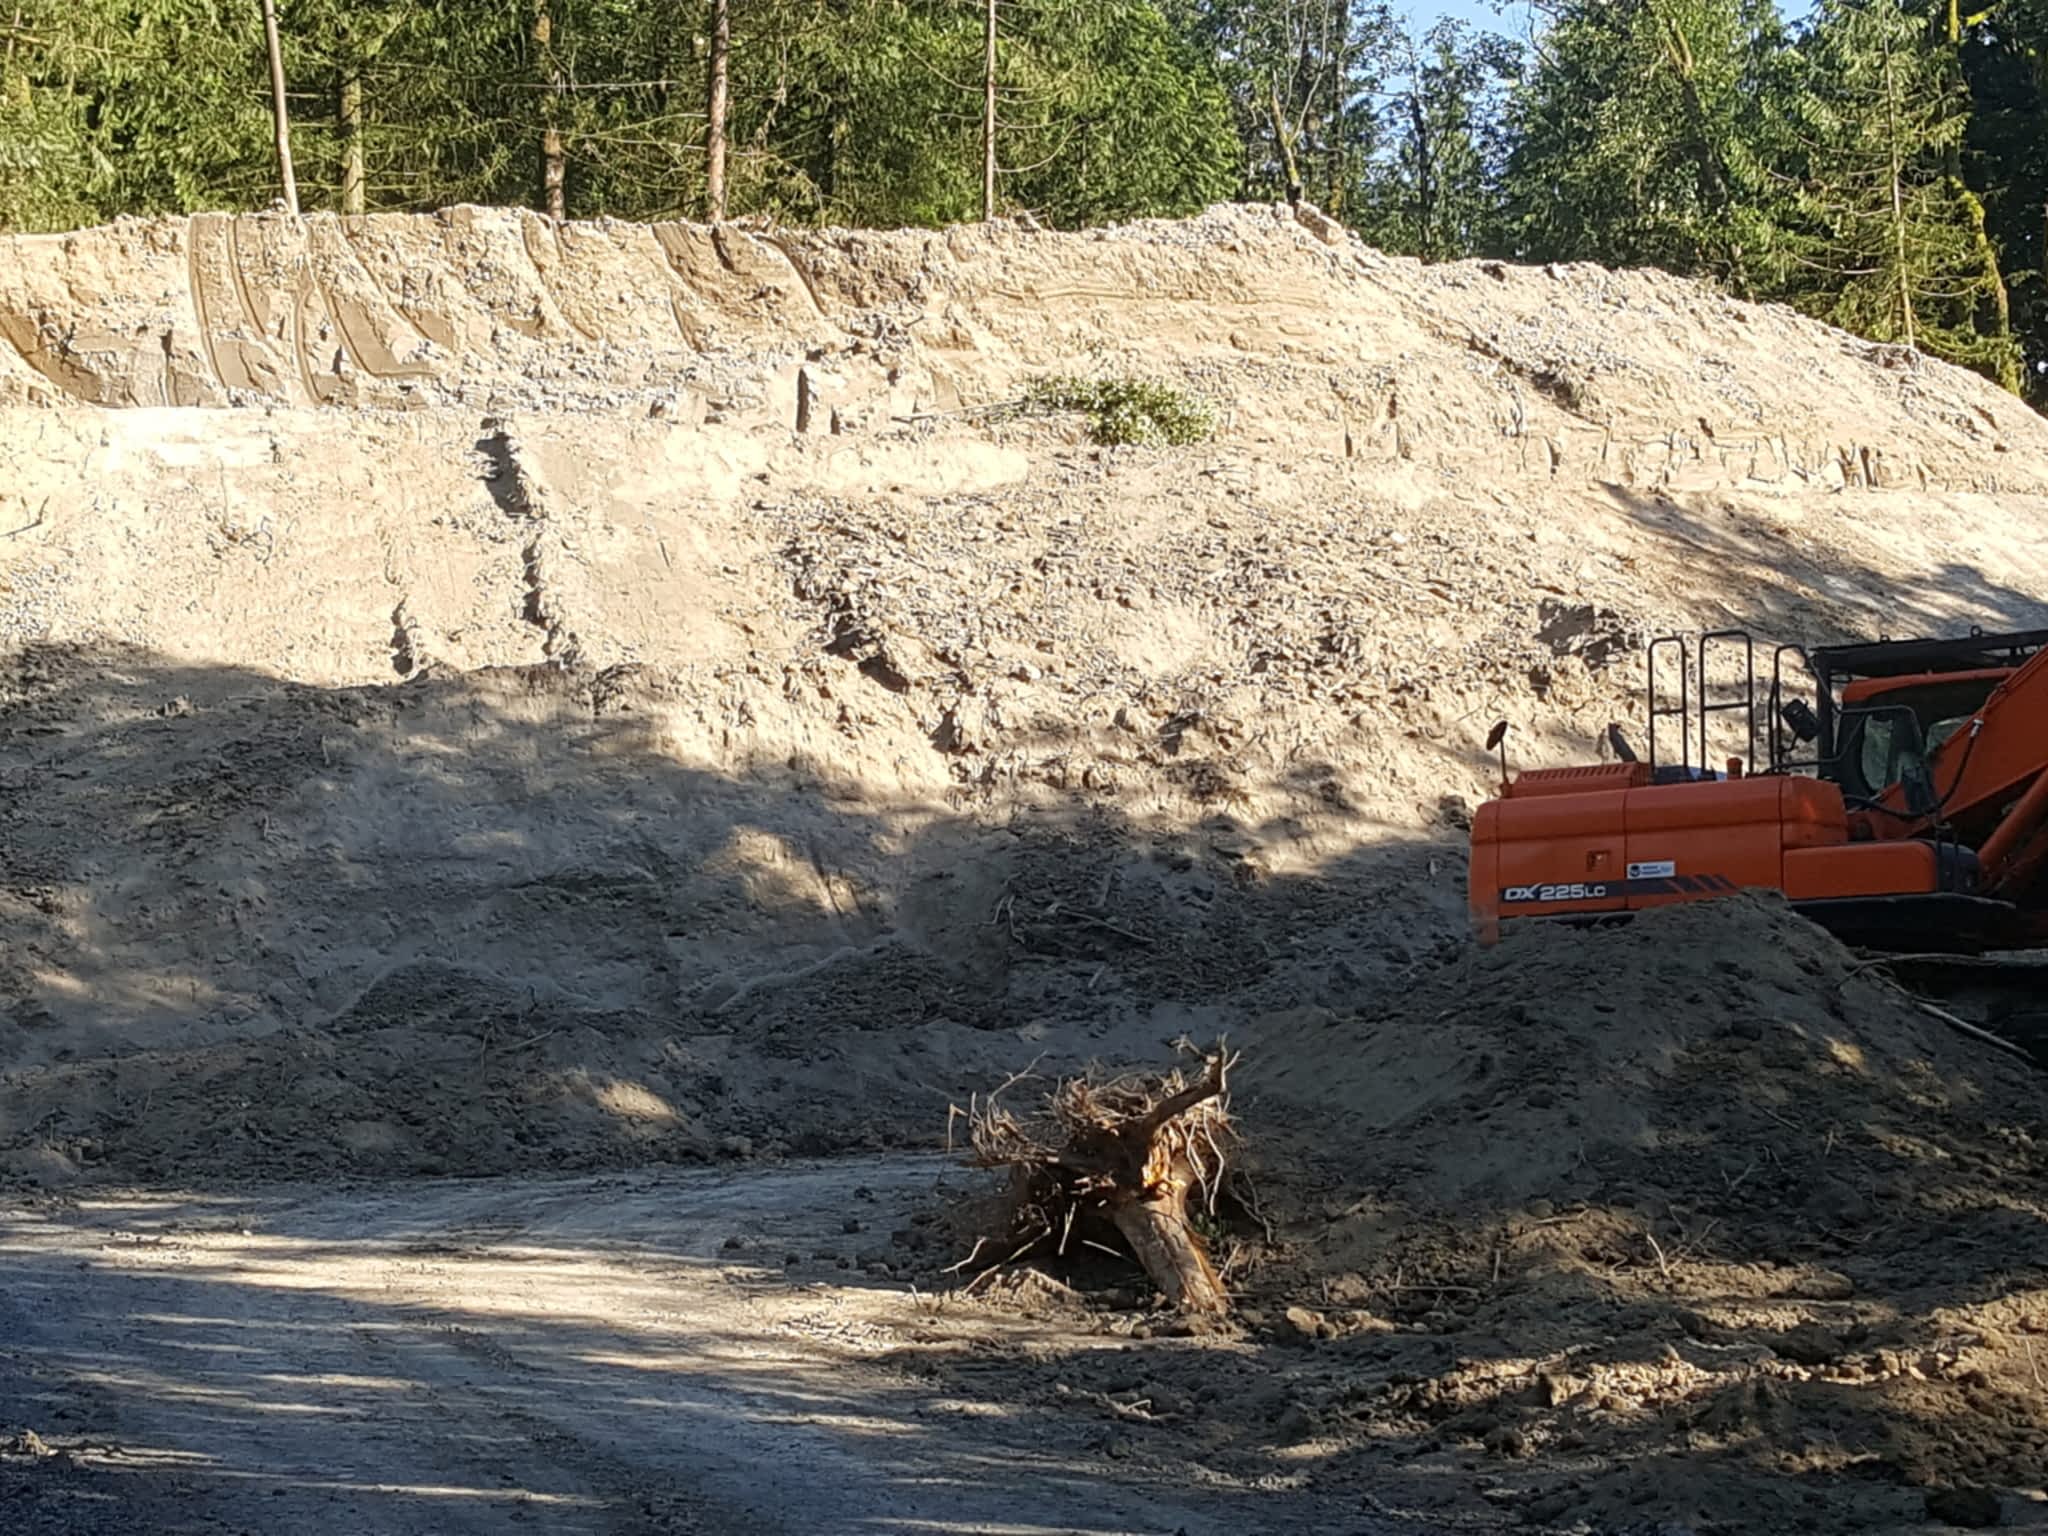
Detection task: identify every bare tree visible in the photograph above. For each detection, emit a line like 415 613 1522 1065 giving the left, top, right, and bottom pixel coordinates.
259 0 299 214
706 0 730 220
533 0 566 219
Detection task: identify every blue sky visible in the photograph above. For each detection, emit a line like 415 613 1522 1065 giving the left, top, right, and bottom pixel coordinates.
1399 0 1550 45
1409 0 1820 43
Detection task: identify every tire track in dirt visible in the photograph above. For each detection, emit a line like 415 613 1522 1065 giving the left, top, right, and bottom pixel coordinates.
0 1159 1381 1535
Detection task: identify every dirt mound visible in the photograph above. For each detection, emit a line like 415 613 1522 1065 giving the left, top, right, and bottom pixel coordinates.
1250 894 2028 1226
0 649 1463 1188
958 903 2048 1533
1199 897 2048 1530
4 208 2047 1216
0 964 991 1185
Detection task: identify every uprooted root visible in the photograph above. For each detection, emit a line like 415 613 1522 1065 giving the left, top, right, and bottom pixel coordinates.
951 1043 1239 1314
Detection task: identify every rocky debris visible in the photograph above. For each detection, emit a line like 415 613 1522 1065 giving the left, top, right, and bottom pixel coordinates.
2 1429 54 1460
8 205 2048 498
760 470 1703 832
1282 1305 1332 1342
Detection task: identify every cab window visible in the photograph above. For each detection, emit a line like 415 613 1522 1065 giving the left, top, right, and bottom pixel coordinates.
1859 716 1898 794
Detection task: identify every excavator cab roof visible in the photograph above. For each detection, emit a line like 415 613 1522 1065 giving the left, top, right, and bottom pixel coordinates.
1811 628 2048 685
1841 667 2015 705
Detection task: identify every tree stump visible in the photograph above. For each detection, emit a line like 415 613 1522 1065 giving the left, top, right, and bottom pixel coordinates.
956 1045 1236 1314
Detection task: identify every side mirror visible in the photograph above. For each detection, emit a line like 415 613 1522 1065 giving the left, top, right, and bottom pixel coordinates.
1900 753 1938 816
1780 697 1821 744
1486 720 1511 793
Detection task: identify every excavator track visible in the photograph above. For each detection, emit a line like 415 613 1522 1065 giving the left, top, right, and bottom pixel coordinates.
1869 952 2048 1068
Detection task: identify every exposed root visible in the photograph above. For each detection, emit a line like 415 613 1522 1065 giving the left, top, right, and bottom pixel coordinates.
954 1043 1239 1314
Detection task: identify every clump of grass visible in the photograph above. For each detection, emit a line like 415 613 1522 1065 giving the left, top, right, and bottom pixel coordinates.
1019 374 1215 447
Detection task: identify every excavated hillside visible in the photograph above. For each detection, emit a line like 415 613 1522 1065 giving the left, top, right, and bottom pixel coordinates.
4 202 2048 1185
6 203 2048 1535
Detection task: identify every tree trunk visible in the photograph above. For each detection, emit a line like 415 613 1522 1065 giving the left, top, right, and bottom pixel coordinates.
964 1048 1236 1316
1933 3 2019 392
1324 0 1346 212
1651 3 1734 278
706 0 730 220
1267 78 1303 207
533 0 565 220
340 66 364 215
259 0 299 214
823 108 846 205
1108 1157 1227 1314
1409 92 1434 262
1949 177 2019 390
982 0 998 219
1882 39 1916 352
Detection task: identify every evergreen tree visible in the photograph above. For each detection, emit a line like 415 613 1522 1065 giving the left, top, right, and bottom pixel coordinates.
1 0 2043 406
1 3 103 230
1504 0 1789 289
1368 18 1518 261
717 0 1237 228
0 0 1234 231
282 2 530 216
0 1 276 222
998 0 1241 224
1171 0 1399 212
1779 0 2022 386
1955 0 2047 398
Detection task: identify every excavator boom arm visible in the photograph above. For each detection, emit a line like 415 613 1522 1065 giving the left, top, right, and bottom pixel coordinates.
1904 642 2048 898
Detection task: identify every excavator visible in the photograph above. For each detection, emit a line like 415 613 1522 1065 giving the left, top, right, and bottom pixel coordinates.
1469 625 2048 1050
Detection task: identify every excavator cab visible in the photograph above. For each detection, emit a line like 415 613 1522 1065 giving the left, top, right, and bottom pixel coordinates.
1801 634 2040 802
1471 624 2048 952
1838 675 2007 773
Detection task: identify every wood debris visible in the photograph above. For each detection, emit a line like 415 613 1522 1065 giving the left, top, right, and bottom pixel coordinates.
953 1044 1239 1314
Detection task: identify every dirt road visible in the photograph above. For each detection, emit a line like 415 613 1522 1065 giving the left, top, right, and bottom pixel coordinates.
0 1155 1390 1536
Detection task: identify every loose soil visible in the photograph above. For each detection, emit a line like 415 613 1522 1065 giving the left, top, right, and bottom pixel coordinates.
4 204 2048 1533
1115 898 2048 1533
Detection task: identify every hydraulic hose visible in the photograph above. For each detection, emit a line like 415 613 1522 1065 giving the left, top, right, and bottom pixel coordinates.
1847 714 1984 827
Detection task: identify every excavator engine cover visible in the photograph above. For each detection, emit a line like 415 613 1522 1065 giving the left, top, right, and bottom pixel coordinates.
1469 774 1966 932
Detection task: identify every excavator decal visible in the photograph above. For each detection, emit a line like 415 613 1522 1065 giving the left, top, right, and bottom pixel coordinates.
1499 873 1738 904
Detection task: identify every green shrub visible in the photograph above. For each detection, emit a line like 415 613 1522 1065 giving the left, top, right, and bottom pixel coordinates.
1019 374 1216 447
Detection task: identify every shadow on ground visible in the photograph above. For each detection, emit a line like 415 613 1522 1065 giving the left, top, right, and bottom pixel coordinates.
0 1156 1327 1534
0 640 1465 1190
3 584 2047 1534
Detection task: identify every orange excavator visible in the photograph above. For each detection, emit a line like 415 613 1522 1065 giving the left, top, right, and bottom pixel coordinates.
1470 626 2048 954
